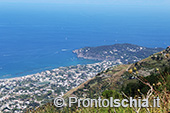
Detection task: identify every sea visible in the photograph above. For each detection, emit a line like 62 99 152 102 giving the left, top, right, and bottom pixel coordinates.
0 2 170 79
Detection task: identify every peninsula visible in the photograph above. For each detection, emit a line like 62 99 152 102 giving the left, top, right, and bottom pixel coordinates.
73 43 163 64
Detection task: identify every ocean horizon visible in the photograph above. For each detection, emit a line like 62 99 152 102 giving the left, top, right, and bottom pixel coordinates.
0 3 170 79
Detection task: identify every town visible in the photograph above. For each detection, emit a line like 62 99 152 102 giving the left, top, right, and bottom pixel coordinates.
0 61 117 112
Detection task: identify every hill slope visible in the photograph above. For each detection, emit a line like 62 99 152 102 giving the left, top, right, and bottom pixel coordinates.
67 47 170 99
31 47 170 113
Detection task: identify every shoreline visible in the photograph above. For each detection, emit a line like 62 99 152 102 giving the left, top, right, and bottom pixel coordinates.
0 60 117 111
0 60 109 81
0 59 100 81
0 43 164 80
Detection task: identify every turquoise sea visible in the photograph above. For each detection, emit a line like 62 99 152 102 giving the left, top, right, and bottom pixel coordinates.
0 2 170 79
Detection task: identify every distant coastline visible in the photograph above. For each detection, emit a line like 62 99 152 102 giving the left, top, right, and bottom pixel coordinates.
0 55 98 79
0 61 100 81
1 43 164 80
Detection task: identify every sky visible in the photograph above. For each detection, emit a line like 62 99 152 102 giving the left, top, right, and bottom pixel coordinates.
0 0 169 13
0 0 170 5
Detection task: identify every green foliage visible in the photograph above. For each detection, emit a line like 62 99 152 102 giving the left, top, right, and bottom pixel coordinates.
102 90 120 99
122 66 170 97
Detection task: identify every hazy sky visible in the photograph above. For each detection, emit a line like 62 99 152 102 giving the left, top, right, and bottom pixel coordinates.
0 0 170 5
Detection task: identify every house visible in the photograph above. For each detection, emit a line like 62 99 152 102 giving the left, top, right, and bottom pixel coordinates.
166 46 170 51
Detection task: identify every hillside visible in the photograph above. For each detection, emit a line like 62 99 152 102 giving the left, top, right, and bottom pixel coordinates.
30 47 170 113
1 44 166 113
67 47 170 98
73 43 164 64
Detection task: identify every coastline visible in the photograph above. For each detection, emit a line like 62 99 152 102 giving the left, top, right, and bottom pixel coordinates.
0 60 116 81
0 60 117 111
0 59 99 80
0 74 35 81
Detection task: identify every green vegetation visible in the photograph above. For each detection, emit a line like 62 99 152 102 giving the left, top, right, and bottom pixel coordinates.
28 47 170 113
28 67 170 113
